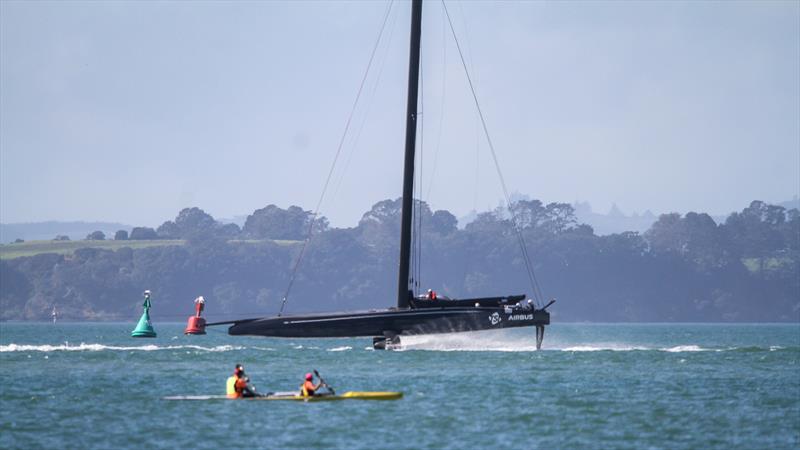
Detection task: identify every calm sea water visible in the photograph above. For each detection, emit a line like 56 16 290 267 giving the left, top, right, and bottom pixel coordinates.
0 322 798 449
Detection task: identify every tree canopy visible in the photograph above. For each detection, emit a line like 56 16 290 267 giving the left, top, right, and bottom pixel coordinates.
243 205 327 240
1 199 797 322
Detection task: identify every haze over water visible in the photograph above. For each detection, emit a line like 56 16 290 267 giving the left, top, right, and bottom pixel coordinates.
1 323 798 449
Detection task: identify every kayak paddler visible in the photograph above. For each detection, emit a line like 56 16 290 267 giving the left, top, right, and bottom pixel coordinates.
300 373 323 397
226 364 260 398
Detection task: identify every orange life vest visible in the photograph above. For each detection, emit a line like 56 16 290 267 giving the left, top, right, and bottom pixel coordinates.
301 380 316 396
226 375 247 398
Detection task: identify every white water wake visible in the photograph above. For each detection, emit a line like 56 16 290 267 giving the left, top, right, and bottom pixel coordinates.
0 343 245 353
397 331 540 352
397 338 746 353
391 331 766 353
327 346 352 352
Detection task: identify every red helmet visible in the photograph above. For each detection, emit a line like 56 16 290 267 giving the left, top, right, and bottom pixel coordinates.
305 373 313 381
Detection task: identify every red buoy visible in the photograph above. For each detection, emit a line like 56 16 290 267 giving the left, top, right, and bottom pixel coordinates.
184 315 206 335
184 295 207 335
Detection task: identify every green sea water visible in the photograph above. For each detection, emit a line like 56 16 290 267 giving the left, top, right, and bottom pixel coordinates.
1 323 798 449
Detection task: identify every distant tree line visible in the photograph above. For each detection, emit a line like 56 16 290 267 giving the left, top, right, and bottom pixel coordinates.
76 205 327 243
0 200 797 322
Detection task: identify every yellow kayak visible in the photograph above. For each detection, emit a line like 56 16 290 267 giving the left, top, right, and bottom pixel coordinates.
264 391 402 401
163 391 403 401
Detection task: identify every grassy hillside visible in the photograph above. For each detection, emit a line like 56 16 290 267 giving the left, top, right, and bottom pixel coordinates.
0 239 302 260
0 221 132 242
0 239 185 260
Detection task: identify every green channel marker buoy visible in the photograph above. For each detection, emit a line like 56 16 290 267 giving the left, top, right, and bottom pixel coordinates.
131 290 157 338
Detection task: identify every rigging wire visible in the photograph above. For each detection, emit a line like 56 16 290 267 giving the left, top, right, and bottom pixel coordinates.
441 0 545 304
424 5 448 201
416 4 450 293
411 60 424 297
473 120 480 212
278 0 396 316
456 2 481 215
330 2 400 201
417 58 425 295
454 1 482 218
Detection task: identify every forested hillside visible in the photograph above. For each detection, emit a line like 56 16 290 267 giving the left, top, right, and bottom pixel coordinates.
1 200 797 322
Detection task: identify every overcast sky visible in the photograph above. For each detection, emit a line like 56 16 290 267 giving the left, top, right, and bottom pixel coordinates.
1 0 798 227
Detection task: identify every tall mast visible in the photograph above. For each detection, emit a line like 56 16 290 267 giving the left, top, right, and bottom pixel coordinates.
397 0 423 309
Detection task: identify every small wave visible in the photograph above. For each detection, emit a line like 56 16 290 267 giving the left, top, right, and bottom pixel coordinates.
560 345 648 352
660 345 709 352
563 344 719 352
656 345 794 353
560 344 791 353
0 343 243 353
327 346 352 352
289 344 321 350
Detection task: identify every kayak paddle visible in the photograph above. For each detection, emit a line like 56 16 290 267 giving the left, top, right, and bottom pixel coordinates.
313 369 335 395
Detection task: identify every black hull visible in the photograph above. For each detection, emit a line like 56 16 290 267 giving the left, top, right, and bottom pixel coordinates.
227 306 550 338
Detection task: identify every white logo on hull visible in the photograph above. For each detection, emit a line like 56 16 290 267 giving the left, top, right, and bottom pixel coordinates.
508 314 534 321
489 312 502 325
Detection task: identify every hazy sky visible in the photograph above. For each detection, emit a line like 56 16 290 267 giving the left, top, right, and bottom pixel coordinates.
2 0 798 227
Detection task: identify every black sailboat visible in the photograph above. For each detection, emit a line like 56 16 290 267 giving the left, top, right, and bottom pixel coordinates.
213 0 552 349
